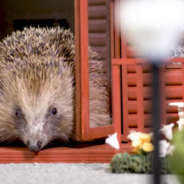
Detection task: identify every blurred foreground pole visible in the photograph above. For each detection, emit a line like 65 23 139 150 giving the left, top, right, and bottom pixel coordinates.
119 0 184 184
151 62 162 184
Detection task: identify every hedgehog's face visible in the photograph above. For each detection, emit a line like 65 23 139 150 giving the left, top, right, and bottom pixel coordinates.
12 103 64 152
0 61 75 152
13 95 74 152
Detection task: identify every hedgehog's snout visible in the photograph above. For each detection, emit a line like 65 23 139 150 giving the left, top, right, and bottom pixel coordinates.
26 140 43 152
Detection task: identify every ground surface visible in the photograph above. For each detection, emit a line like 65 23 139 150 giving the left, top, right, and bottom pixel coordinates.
0 163 180 184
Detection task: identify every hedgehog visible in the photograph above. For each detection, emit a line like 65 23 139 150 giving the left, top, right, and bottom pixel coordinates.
0 27 111 152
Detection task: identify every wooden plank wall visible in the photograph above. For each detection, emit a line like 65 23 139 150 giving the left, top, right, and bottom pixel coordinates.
88 0 111 81
126 62 184 130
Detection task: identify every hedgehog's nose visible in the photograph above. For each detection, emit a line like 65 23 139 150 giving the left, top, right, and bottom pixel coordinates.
27 140 42 152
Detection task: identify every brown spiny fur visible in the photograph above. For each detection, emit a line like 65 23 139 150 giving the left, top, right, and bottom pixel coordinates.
0 27 111 151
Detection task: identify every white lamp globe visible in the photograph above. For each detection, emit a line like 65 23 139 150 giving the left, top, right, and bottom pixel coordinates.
118 0 184 61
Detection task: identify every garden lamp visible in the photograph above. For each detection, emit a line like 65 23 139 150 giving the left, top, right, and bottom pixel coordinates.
118 0 184 183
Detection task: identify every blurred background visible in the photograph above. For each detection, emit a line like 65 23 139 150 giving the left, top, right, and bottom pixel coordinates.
0 0 74 40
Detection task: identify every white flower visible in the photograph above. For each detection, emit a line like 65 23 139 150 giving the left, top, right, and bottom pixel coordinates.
177 120 184 131
160 123 174 140
149 132 154 140
167 145 175 156
169 102 184 108
169 102 184 131
127 130 141 141
105 132 120 150
159 140 170 157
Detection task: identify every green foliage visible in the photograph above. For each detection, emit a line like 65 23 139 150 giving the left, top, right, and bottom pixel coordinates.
110 152 172 174
170 129 184 183
110 153 132 173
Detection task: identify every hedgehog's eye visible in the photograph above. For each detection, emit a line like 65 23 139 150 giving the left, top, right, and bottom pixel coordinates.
15 110 21 117
51 108 57 115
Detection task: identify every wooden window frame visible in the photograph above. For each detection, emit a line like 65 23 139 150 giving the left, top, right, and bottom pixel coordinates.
75 0 118 142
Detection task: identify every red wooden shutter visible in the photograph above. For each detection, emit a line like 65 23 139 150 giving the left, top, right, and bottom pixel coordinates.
75 0 118 142
111 0 184 142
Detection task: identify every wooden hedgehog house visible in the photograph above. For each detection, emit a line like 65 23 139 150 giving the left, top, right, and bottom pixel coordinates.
0 0 184 163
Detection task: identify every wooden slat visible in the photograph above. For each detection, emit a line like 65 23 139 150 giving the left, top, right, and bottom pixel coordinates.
128 86 183 100
0 144 132 163
166 62 183 69
88 5 106 19
122 65 129 141
110 0 115 59
89 125 114 140
112 58 148 65
136 65 144 132
127 70 183 86
89 33 106 46
104 0 111 83
127 45 184 60
113 58 184 68
88 19 107 33
75 0 89 141
114 0 121 58
127 46 177 58
88 0 106 6
127 128 152 134
128 113 179 128
75 0 81 140
127 63 183 72
127 99 182 114
112 65 122 145
80 0 89 141
127 64 152 73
